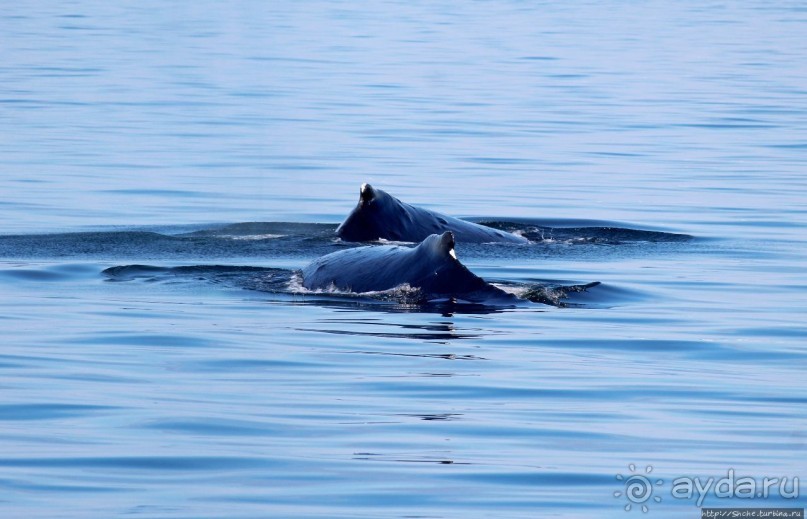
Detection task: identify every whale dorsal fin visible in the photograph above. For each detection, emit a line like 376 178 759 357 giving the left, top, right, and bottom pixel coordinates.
420 231 457 260
360 183 376 204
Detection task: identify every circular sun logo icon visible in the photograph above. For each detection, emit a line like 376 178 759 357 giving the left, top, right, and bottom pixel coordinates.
614 464 664 512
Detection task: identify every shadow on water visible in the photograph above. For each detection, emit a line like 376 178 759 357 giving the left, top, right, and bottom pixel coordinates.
101 264 616 313
0 219 680 313
295 317 486 342
0 219 692 260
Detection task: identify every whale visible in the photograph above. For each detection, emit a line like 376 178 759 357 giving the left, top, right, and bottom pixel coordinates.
101 231 599 306
301 231 518 304
336 184 529 244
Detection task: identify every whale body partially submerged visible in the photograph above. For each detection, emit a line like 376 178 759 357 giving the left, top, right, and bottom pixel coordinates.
301 231 518 304
336 184 528 244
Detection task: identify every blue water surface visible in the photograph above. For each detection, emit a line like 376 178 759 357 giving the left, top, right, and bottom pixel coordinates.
1 1 806 518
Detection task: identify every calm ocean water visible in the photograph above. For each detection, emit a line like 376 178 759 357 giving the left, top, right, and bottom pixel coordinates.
1 1 806 518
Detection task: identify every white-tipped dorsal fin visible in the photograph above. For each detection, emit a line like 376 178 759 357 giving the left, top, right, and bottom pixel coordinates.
421 231 457 259
360 183 376 203
440 231 456 259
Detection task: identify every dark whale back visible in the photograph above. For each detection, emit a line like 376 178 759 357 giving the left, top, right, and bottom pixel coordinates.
301 232 514 303
336 184 528 244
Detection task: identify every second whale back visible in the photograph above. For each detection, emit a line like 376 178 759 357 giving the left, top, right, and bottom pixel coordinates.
336 184 528 244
